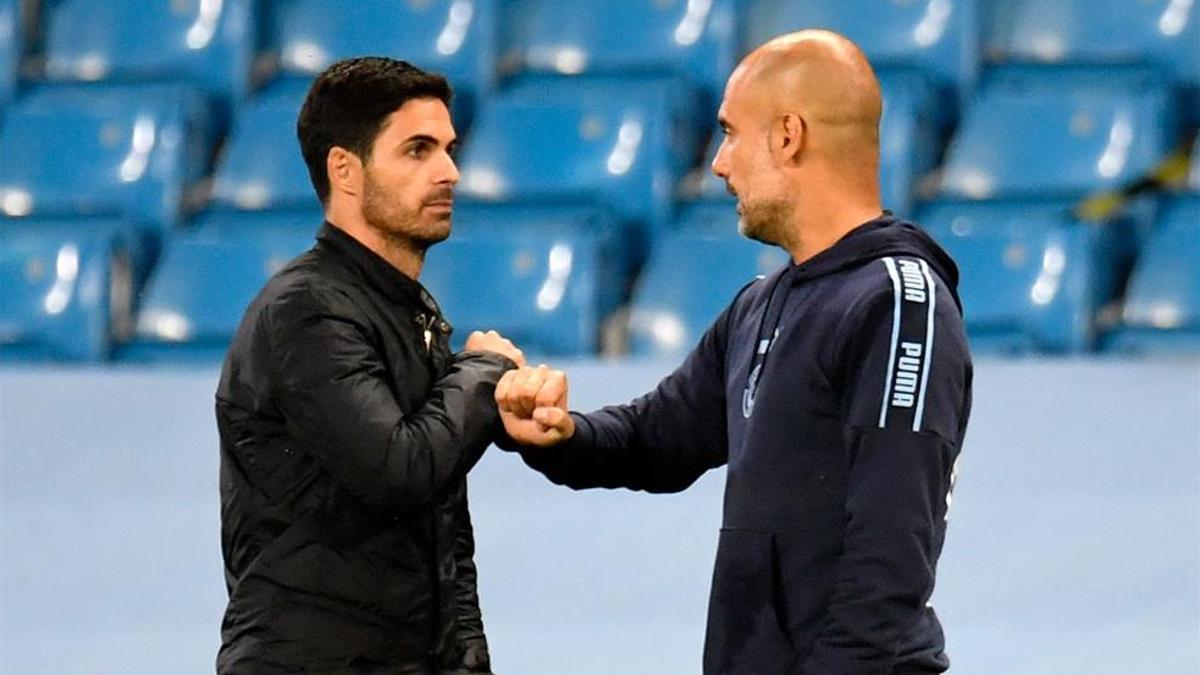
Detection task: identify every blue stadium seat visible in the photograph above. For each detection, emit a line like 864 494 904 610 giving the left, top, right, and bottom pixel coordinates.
119 222 316 362
422 206 619 356
41 0 258 114
937 83 1176 201
984 0 1200 89
0 84 213 230
0 0 19 110
627 203 790 357
192 205 324 231
1106 198 1200 355
456 77 703 255
743 0 979 116
500 0 738 111
0 222 130 362
209 84 312 213
270 0 497 121
920 201 1128 353
877 73 939 216
0 84 214 287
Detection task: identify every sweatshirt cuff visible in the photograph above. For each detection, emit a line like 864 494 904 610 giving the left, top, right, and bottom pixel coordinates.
497 411 590 458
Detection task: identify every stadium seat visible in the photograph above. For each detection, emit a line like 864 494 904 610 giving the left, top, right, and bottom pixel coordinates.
456 77 703 254
119 221 316 362
0 83 214 287
0 84 213 230
41 0 258 114
920 201 1129 353
627 203 790 357
876 74 939 216
937 83 1176 201
422 205 620 356
984 0 1200 89
500 0 738 111
1105 198 1200 355
0 222 131 362
270 0 497 122
0 0 19 110
743 0 979 117
208 83 313 213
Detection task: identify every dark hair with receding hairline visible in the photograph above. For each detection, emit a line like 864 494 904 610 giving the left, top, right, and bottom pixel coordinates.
296 57 453 204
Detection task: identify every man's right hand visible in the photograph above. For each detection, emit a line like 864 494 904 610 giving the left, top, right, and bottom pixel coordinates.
495 365 575 447
464 330 525 368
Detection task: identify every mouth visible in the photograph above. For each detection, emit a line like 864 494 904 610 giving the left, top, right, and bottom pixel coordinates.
424 200 454 211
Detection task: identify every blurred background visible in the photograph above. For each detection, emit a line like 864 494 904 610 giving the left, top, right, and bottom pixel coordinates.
0 0 1196 673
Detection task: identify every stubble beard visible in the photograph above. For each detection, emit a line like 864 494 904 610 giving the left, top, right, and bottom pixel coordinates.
738 198 793 247
361 170 451 254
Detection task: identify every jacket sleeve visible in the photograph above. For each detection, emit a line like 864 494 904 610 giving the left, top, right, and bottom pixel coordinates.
452 483 491 672
268 288 515 513
507 302 734 494
802 272 970 674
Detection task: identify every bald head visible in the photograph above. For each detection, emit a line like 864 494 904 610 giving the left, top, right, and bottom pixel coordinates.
711 30 885 260
725 30 882 162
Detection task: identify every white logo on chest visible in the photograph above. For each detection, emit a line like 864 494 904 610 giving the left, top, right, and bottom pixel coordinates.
742 328 780 418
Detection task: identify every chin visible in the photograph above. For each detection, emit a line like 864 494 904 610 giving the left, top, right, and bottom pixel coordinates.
418 219 452 246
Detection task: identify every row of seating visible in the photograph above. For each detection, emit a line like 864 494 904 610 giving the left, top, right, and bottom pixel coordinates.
0 70 1190 241
0 0 1197 361
3 1 1197 116
3 176 1198 362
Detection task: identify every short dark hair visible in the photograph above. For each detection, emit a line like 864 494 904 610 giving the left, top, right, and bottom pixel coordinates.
297 57 453 204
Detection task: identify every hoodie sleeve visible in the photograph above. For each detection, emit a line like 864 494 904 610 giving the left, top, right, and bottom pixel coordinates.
802 258 971 674
508 300 737 494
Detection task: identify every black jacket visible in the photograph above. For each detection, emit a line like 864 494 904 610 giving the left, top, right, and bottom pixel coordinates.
510 215 972 674
216 222 514 673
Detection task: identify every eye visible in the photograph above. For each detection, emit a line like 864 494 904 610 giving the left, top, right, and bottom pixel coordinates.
407 142 432 159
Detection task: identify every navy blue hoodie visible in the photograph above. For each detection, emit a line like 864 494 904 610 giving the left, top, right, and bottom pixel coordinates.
511 214 972 674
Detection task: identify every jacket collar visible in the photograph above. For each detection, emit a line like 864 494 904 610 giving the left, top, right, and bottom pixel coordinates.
316 221 442 315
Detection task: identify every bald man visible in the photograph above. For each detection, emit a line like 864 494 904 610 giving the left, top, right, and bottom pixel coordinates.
497 31 972 674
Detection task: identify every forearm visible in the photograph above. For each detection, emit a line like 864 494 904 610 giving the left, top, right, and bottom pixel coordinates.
373 353 514 510
513 400 722 494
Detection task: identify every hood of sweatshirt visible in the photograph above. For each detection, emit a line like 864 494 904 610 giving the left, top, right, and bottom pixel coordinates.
785 212 962 310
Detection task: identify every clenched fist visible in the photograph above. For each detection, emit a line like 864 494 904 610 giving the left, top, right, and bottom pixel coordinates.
464 330 525 368
495 364 575 447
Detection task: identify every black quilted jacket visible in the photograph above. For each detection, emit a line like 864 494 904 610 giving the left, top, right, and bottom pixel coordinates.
215 221 513 673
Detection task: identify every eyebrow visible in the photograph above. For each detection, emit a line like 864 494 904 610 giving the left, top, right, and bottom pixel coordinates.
399 134 458 154
402 134 441 147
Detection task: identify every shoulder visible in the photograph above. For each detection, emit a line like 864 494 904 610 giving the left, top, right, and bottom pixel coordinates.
831 256 966 360
251 250 368 328
843 255 958 318
726 263 787 323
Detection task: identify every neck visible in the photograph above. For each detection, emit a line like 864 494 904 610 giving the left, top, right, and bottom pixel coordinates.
325 202 425 280
784 170 882 265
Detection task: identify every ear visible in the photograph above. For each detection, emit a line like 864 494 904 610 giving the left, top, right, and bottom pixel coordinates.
770 113 805 165
327 146 363 198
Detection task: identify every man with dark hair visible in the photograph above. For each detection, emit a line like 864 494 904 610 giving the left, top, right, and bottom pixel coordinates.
496 32 972 674
216 57 520 673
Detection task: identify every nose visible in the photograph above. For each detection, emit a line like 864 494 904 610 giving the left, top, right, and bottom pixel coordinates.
711 138 730 180
437 149 460 186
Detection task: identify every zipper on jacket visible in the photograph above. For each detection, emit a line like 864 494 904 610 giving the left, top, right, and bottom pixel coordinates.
415 312 437 354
